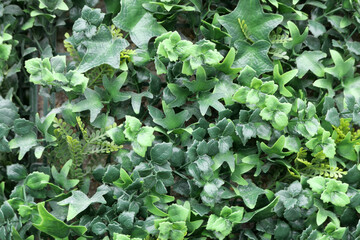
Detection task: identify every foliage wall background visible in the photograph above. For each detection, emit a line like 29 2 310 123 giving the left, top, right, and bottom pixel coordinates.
1 0 360 239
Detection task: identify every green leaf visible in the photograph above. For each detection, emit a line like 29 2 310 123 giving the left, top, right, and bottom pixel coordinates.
325 107 340 126
198 92 225 116
218 0 282 43
9 132 38 160
51 160 80 190
212 152 235 172
149 101 190 130
183 66 218 93
144 195 167 217
296 51 327 78
325 49 355 80
233 40 273 75
273 64 298 97
241 197 279 223
6 164 27 181
168 204 190 222
167 83 191 108
104 72 129 102
214 48 242 75
284 21 308 49
113 0 166 47
260 135 292 157
0 98 19 128
0 44 11 60
237 180 264 209
13 118 34 136
77 26 129 73
151 143 173 165
25 171 50 190
321 179 350 207
39 0 69 11
307 176 326 194
72 88 104 122
206 214 232 239
58 185 109 221
33 202 87 238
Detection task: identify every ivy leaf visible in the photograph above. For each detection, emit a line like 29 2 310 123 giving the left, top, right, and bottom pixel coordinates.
72 88 104 122
149 101 190 130
103 72 131 102
218 0 282 43
214 47 242 75
38 0 69 12
0 98 19 128
9 132 38 160
129 92 153 114
296 51 327 78
33 202 87 239
237 180 265 209
284 21 308 49
198 92 225 116
58 185 110 221
324 49 355 80
13 118 34 136
51 160 80 190
77 26 129 73
260 135 292 157
183 66 218 93
112 0 166 48
233 40 273 75
240 197 279 223
212 152 235 172
167 83 191 108
273 64 298 97
6 164 27 182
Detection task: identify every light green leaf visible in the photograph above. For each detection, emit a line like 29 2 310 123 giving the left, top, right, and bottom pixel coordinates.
233 40 273 75
77 26 129 73
9 132 38 160
58 185 110 221
296 51 326 78
113 0 166 47
218 0 282 43
33 202 87 238
72 88 104 122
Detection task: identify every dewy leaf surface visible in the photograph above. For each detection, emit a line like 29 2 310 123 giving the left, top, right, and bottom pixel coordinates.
218 0 282 43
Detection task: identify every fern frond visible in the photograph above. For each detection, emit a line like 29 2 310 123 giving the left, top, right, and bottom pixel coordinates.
305 164 347 179
333 118 351 143
271 34 292 44
269 48 289 60
76 116 89 142
110 25 123 38
238 18 253 43
64 33 80 61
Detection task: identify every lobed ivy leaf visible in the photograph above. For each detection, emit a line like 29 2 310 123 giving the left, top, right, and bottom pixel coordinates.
72 88 104 122
233 40 273 75
149 101 190 130
113 0 166 48
324 50 354 80
58 185 110 221
33 202 87 239
77 26 129 73
296 51 327 78
218 0 283 43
